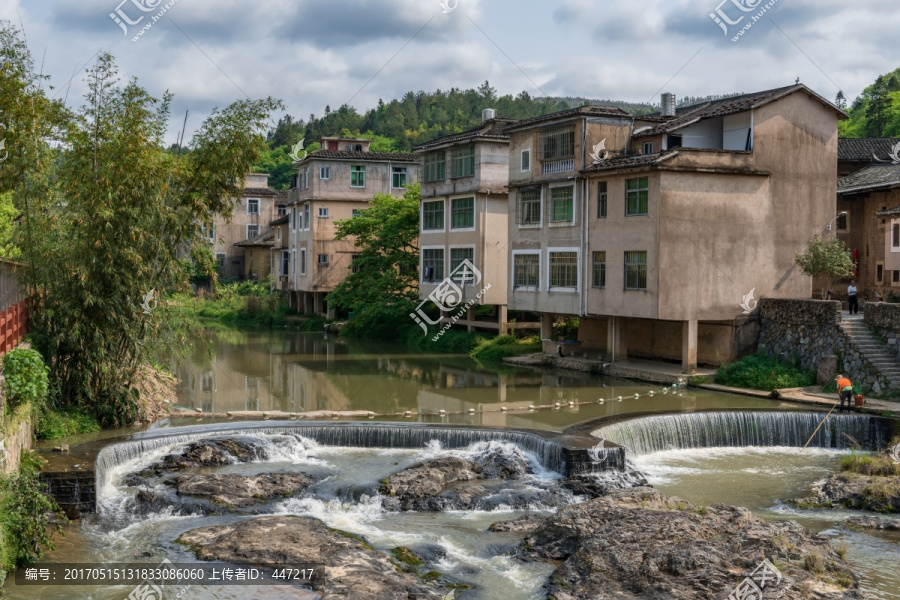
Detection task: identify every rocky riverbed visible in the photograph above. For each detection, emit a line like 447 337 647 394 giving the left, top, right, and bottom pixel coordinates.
794 472 900 513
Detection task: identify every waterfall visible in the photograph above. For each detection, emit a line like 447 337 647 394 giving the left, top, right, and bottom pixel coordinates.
592 411 892 456
95 421 568 506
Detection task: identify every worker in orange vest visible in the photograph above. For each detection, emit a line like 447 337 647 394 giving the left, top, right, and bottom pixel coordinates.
835 374 853 412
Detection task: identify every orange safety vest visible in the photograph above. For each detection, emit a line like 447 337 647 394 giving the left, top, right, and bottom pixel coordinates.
836 378 852 391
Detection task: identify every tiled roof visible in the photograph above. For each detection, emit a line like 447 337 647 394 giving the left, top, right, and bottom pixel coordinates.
875 206 900 217
243 187 279 197
838 162 900 195
275 190 288 205
503 105 631 131
235 229 275 247
633 84 846 138
582 150 679 173
838 138 900 162
270 214 289 226
413 119 518 151
300 149 418 163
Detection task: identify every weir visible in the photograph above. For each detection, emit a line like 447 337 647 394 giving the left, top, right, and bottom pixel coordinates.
592 411 893 456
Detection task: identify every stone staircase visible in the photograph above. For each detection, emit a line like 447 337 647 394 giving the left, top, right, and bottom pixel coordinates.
839 318 900 388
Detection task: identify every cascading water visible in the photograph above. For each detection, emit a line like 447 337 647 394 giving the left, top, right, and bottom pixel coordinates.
592 411 891 456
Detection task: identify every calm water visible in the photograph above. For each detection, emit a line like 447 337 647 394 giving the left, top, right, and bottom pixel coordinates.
8 329 899 599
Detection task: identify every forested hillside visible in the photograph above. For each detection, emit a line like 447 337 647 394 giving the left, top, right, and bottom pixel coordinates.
839 67 900 138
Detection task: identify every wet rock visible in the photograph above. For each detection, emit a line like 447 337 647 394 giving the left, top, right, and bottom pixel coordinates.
475 445 531 479
519 487 864 600
795 474 900 513
136 489 156 503
380 458 482 503
557 469 649 499
53 444 69 452
845 515 900 530
64 507 81 520
154 439 262 472
178 515 450 600
488 514 546 534
176 472 314 507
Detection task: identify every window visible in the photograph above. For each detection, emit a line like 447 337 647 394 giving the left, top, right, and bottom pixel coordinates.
318 254 329 266
350 165 366 187
351 254 362 274
424 153 446 182
517 188 541 226
894 270 900 284
291 206 297 230
423 200 445 230
201 225 216 243
624 251 648 290
277 205 286 216
246 224 259 239
247 198 260 214
215 252 226 268
550 186 574 222
513 253 539 288
450 247 475 284
893 223 899 248
245 376 258 390
597 181 608 218
876 262 884 283
200 372 214 393
304 167 310 189
549 252 578 288
318 207 329 218
392 166 408 189
836 212 847 231
451 147 475 178
352 209 365 217
642 141 653 155
422 248 444 282
540 126 575 160
300 248 306 275
320 166 331 180
592 252 606 288
451 197 475 229
626 177 649 216
280 250 290 276
303 203 310 229
521 149 531 171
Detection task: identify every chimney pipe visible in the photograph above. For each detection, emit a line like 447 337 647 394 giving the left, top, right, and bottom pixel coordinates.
661 93 676 117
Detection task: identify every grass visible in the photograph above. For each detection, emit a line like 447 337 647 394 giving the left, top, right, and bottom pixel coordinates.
714 351 816 391
175 281 295 328
470 335 541 362
840 437 900 477
35 408 101 440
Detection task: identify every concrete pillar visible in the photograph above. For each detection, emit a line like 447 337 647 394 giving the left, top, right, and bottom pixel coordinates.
682 319 698 373
467 306 476 333
498 305 508 335
541 313 554 340
314 292 323 315
302 293 310 315
607 317 629 362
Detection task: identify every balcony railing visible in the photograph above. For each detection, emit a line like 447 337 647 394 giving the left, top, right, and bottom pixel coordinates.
542 158 575 175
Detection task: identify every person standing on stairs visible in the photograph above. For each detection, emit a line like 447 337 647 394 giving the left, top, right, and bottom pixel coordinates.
847 280 859 315
835 374 854 412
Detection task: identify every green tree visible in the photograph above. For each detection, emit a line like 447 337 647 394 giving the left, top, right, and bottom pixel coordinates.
327 183 421 316
0 192 21 258
186 245 219 293
22 51 280 426
795 235 855 299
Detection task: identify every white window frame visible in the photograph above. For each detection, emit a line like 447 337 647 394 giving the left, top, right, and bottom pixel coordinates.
246 197 260 215
392 166 408 189
299 247 306 275
215 252 226 268
318 207 330 218
511 250 541 291
516 187 542 229
350 165 366 188
422 199 446 232
521 149 531 172
421 245 446 284
642 141 653 155
317 253 329 267
304 167 311 189
303 203 311 230
548 183 576 226
449 195 476 232
291 206 297 231
246 224 260 239
547 247 580 292
448 244 477 286
280 249 290 276
320 166 331 180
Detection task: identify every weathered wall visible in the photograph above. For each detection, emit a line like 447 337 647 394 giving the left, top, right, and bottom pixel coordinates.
864 302 900 353
0 399 33 475
758 298 893 395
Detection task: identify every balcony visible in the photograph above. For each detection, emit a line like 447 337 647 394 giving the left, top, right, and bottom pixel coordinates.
542 158 574 175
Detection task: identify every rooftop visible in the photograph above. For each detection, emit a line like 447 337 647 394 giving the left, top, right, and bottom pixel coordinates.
838 138 900 162
503 105 631 132
838 162 900 195
299 149 418 163
234 229 275 247
243 187 279 197
270 214 289 226
413 118 518 151
582 150 679 173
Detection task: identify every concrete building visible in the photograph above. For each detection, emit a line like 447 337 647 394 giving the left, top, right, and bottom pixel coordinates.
286 137 419 316
507 85 846 371
210 173 283 281
413 110 523 333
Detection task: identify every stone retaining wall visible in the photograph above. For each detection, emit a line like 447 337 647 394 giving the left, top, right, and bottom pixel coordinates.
758 299 893 396
864 302 900 354
0 399 32 475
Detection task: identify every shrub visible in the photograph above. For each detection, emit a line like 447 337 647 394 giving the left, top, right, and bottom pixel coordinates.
714 352 815 391
470 335 541 362
0 457 66 570
35 409 101 440
2 348 49 412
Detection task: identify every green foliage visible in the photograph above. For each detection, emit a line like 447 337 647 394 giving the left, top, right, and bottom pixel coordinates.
0 192 21 259
795 235 855 299
840 438 900 476
554 317 580 340
470 335 541 362
35 408 101 440
0 460 66 571
187 245 219 292
298 315 326 332
328 184 421 315
341 304 416 342
252 144 297 191
2 348 49 413
406 326 485 355
839 67 900 138
715 352 816 390
177 281 293 328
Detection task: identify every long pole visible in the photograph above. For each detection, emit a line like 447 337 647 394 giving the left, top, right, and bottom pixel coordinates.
801 402 839 452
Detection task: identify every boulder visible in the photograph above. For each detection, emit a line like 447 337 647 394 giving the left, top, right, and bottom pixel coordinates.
795 473 900 513
176 472 314 507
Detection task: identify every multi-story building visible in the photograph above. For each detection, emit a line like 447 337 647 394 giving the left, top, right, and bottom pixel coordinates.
286 137 419 316
507 85 846 371
413 109 520 333
210 173 282 280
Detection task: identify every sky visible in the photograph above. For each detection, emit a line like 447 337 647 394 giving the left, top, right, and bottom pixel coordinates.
2 0 898 143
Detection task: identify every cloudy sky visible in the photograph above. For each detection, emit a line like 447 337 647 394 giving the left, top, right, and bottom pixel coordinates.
3 0 897 142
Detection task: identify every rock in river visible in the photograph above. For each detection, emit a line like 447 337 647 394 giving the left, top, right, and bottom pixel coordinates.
178 515 450 600
176 472 314 507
